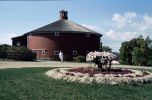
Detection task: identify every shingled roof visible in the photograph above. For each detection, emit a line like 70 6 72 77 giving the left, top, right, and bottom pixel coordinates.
24 19 102 36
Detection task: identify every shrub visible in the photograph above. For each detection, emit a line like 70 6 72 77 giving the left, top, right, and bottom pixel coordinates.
73 55 86 62
119 36 152 66
86 51 116 70
0 44 36 61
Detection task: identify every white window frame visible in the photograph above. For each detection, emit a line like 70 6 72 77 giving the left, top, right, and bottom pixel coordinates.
73 51 77 55
41 50 46 55
17 42 21 46
54 51 59 55
54 32 59 37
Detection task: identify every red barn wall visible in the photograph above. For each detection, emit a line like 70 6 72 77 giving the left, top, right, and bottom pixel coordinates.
28 33 100 60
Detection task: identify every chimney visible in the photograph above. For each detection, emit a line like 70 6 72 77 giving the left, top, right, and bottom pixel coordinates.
59 10 68 20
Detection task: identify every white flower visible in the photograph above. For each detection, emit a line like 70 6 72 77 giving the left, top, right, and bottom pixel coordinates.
86 51 116 62
45 68 152 85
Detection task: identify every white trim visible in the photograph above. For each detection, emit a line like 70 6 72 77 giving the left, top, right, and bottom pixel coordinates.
41 50 46 55
27 35 32 48
54 32 59 37
17 42 21 46
73 51 77 55
32 49 46 51
54 51 59 55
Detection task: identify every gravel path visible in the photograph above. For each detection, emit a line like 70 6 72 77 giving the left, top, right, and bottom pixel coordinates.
0 61 152 69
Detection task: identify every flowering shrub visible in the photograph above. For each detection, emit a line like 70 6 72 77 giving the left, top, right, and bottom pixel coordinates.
86 51 116 61
86 51 117 70
45 67 152 85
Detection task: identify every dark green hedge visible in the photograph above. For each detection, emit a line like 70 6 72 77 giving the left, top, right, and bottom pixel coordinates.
73 55 86 62
0 44 36 61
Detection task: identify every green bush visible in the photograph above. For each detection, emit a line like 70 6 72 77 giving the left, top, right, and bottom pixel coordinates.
73 55 86 62
0 44 36 61
119 36 152 66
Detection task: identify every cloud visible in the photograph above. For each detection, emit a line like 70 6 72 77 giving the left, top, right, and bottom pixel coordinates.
105 30 117 40
82 24 102 33
0 33 17 45
109 12 152 39
104 12 152 52
124 12 137 18
112 12 137 28
105 30 139 41
139 15 152 31
112 12 152 33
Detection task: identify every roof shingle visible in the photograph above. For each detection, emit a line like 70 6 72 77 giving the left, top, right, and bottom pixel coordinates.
24 19 102 36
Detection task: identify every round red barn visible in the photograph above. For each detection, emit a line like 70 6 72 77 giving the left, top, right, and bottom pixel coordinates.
12 10 102 60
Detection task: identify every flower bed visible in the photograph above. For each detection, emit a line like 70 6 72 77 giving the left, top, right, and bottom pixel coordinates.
45 67 152 85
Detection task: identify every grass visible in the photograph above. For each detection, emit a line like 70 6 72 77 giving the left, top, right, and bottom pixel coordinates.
0 67 152 100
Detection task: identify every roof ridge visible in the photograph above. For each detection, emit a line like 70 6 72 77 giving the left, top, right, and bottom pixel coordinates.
66 20 99 34
23 19 102 36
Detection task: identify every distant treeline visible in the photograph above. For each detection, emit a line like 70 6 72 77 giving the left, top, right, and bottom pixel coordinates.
0 44 36 61
119 35 152 66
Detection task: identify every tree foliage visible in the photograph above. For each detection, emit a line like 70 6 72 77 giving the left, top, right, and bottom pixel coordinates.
100 45 112 52
119 36 152 66
0 44 36 61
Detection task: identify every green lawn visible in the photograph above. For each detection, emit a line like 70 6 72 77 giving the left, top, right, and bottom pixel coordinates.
0 67 152 100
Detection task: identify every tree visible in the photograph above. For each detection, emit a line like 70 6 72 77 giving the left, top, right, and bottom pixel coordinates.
119 42 133 64
0 44 11 60
100 45 112 52
0 44 36 61
119 35 152 66
132 47 147 66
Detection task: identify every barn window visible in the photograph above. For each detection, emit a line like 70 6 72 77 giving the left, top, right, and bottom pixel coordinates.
54 32 59 37
54 51 59 55
73 51 77 55
41 50 46 55
16 42 21 46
